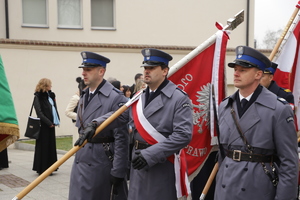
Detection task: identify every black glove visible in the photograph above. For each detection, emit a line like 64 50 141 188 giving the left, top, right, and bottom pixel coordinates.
132 151 148 170
110 175 124 195
74 122 97 146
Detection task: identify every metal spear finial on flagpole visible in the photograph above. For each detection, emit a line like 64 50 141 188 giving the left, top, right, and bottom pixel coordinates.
225 10 244 31
168 10 244 78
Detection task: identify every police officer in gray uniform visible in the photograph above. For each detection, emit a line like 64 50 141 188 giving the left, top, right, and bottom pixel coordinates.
68 51 128 200
84 48 193 199
215 46 298 200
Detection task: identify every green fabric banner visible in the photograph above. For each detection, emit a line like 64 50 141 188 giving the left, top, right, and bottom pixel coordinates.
0 55 19 151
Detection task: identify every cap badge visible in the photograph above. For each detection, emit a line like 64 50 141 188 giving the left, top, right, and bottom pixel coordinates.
237 46 244 55
82 52 87 59
145 49 151 57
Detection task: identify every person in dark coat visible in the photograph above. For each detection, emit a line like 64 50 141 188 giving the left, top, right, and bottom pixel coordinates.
215 46 298 200
69 51 129 200
260 62 294 105
32 78 60 175
0 148 9 169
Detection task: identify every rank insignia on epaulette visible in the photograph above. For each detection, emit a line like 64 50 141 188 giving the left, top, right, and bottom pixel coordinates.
286 116 294 123
284 89 292 92
277 97 288 104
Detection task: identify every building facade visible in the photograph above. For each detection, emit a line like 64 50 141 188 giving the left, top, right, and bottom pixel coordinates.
0 0 268 137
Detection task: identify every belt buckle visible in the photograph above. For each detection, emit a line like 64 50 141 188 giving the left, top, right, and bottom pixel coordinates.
135 140 139 149
233 150 241 161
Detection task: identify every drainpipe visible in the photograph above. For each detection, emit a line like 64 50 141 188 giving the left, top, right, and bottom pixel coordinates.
246 0 250 46
5 0 9 39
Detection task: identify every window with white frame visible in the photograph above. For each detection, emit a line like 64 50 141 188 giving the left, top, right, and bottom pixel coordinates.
58 0 82 29
91 0 114 29
22 0 48 27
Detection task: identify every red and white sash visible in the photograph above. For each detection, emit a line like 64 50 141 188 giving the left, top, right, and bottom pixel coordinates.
132 95 190 198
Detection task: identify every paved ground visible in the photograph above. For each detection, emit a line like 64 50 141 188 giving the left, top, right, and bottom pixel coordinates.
1 143 300 200
0 143 73 200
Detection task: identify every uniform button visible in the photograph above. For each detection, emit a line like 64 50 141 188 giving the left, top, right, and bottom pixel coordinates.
89 146 92 149
241 188 246 191
88 163 91 166
244 168 248 171
222 184 225 188
76 161 79 164
225 164 228 168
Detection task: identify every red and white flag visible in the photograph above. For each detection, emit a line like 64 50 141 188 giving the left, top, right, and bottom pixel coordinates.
273 6 300 131
168 23 229 179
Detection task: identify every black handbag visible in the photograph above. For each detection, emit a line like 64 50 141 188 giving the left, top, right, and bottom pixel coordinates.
24 98 41 139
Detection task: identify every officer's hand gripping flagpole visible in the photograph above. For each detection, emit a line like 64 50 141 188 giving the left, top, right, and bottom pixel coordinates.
11 91 143 200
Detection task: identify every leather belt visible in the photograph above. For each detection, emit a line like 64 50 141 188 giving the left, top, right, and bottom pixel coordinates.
226 150 273 162
88 137 115 143
134 140 151 149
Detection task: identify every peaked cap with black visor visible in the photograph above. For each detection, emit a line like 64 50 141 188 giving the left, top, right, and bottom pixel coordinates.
141 48 173 68
264 62 278 75
79 51 110 68
228 46 271 71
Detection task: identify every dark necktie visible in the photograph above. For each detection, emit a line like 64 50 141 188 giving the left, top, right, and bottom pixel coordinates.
241 98 248 109
88 92 93 102
148 91 155 101
145 91 155 107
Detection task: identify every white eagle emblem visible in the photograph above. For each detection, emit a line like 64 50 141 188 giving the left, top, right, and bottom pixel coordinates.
192 83 210 133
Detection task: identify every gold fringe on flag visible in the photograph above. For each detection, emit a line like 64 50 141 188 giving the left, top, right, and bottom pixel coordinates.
0 122 19 152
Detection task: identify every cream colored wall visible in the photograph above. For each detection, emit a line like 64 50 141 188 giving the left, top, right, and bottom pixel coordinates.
0 45 239 138
6 1 253 48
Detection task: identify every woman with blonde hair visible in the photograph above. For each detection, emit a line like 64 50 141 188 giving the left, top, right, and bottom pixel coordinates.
32 78 60 175
132 79 146 96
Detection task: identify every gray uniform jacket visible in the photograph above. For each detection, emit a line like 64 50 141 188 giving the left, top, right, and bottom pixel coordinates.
215 87 298 200
95 80 193 200
68 81 128 200
129 81 193 200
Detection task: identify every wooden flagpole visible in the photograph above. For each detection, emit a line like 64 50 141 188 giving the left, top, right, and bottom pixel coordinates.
269 1 300 61
12 91 142 200
199 162 219 200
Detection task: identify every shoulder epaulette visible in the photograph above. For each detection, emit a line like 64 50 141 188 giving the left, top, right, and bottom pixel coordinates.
277 97 288 105
222 96 229 102
113 87 121 93
176 87 187 95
